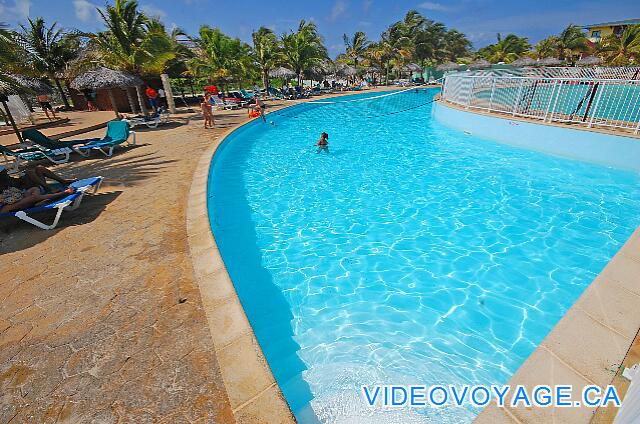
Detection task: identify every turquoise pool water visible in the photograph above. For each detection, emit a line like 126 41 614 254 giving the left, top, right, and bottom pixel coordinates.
208 89 640 422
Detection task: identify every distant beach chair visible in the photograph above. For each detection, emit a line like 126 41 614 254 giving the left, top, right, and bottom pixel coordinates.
0 176 103 230
73 121 136 157
0 144 71 169
210 95 240 110
124 106 170 129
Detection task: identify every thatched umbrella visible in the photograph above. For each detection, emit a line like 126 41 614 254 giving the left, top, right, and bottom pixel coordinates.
577 56 602 67
538 57 563 67
436 61 461 71
511 57 537 67
70 67 143 117
336 64 358 77
268 67 296 79
5 75 54 95
469 59 492 69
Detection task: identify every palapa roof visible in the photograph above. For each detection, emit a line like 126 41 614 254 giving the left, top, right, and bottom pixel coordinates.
576 56 602 66
70 67 143 90
469 59 491 69
537 57 563 66
511 57 537 67
268 67 297 78
0 74 54 95
436 61 461 71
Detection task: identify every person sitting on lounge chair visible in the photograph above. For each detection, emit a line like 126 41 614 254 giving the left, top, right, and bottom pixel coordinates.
0 165 74 193
0 167 75 213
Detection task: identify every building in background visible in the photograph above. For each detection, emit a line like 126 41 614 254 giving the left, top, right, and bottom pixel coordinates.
582 18 640 42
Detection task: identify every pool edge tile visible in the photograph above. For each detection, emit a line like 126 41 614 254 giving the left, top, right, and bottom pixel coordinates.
186 110 299 424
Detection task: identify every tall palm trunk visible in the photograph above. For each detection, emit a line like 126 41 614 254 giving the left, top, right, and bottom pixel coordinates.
52 76 71 109
262 69 269 92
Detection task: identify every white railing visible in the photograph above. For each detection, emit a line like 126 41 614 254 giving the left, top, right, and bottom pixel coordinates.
447 66 640 80
442 74 640 133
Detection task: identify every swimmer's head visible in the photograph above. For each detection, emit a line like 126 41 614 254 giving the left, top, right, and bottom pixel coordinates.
321 132 328 139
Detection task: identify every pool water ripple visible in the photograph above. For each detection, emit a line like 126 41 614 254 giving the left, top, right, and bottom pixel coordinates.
208 89 640 422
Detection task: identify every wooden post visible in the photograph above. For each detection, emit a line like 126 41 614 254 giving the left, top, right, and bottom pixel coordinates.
135 85 149 116
126 87 138 114
0 97 24 144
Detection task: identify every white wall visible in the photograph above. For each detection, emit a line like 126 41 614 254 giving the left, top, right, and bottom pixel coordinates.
432 101 640 173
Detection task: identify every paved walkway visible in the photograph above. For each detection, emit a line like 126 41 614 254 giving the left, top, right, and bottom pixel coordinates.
0 108 247 422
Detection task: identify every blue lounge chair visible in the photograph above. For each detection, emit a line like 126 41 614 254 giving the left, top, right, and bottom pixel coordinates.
73 121 136 157
1 142 73 166
0 176 103 230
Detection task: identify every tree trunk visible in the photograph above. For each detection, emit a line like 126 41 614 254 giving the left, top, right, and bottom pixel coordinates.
107 89 120 118
135 85 149 116
53 77 71 109
161 73 177 114
262 69 269 93
126 88 138 114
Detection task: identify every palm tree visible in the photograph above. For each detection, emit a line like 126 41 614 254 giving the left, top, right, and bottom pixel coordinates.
0 24 24 88
600 24 640 65
19 18 78 108
442 30 471 62
281 20 327 86
554 24 588 62
252 26 280 90
90 0 175 75
534 36 559 59
190 26 253 89
343 31 369 68
477 33 530 63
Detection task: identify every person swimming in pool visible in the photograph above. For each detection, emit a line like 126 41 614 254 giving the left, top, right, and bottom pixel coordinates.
316 132 329 154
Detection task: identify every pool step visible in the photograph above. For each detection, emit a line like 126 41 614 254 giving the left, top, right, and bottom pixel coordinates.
278 373 315 414
268 351 308 385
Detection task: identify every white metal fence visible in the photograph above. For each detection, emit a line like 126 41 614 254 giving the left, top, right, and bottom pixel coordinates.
447 66 640 80
442 74 640 133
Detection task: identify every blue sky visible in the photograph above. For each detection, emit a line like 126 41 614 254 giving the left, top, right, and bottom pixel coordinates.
1 0 639 57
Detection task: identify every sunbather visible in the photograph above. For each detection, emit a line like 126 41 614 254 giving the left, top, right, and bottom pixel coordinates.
0 167 75 213
0 165 73 193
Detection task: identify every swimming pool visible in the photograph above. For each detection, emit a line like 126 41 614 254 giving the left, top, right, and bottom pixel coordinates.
207 89 640 422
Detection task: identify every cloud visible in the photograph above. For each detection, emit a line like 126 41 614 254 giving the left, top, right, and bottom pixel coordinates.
329 0 348 22
357 21 372 27
140 3 167 19
0 0 30 22
418 1 449 12
73 0 101 22
362 0 372 12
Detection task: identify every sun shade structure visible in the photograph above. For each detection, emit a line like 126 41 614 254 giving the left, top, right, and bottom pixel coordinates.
70 67 143 117
1 74 54 95
511 57 537 67
336 64 357 77
538 57 563 66
268 67 297 79
403 63 423 72
469 59 492 69
436 61 461 71
576 56 602 66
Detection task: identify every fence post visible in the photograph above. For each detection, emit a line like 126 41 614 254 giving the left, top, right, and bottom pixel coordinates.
466 78 475 109
543 80 558 122
488 78 496 111
588 81 605 128
512 78 524 116
547 80 562 123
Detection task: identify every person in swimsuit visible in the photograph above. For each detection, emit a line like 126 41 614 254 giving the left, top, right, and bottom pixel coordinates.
0 164 74 193
0 166 75 213
201 95 214 128
316 132 329 154
252 97 266 122
36 94 57 120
